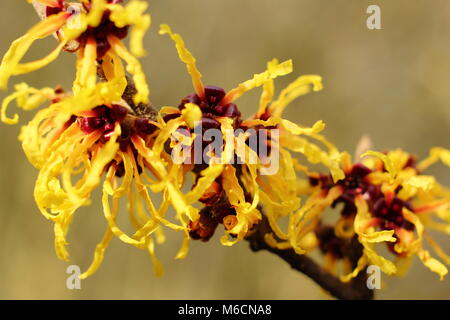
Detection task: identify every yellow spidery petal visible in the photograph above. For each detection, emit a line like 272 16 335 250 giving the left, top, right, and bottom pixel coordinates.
288 187 342 253
223 59 293 104
102 51 125 80
1 86 30 124
73 37 97 93
241 118 325 136
282 119 325 136
153 117 184 157
108 34 149 104
80 179 118 279
418 147 450 171
53 213 75 261
80 227 113 279
217 117 236 164
110 0 151 57
167 179 199 222
404 175 436 192
362 151 398 182
29 0 62 7
418 249 448 280
13 83 56 111
60 10 88 42
86 0 108 27
364 245 397 275
13 41 66 76
354 196 396 243
269 75 323 117
394 255 414 277
353 196 397 275
264 233 292 250
280 133 344 182
335 216 355 239
52 81 124 124
76 125 121 196
425 235 450 266
100 51 128 96
19 108 55 167
104 152 133 198
61 130 102 199
175 233 191 260
220 165 261 246
155 226 166 244
0 12 70 89
401 208 448 280
260 191 289 240
185 165 223 204
102 188 145 248
160 106 179 115
256 60 277 117
234 145 261 211
33 127 87 220
181 103 202 129
340 255 368 283
146 237 164 276
159 24 204 97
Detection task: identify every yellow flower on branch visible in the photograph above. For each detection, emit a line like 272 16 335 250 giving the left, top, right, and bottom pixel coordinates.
1 76 207 278
1 0 150 103
157 24 344 247
297 147 450 281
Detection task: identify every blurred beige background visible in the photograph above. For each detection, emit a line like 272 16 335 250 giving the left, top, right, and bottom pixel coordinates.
0 0 450 299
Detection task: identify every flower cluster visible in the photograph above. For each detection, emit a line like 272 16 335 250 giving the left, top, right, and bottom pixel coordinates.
293 148 450 280
1 0 449 284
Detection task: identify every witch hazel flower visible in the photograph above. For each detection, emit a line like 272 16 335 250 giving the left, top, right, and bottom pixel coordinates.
295 147 450 281
1 0 150 104
156 24 344 246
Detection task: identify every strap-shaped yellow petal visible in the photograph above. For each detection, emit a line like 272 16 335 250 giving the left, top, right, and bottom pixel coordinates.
159 24 204 97
269 75 323 117
223 59 293 103
0 12 69 89
110 0 151 57
418 249 448 280
108 34 149 104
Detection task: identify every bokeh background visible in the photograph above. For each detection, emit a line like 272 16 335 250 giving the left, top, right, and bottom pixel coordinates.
0 0 449 299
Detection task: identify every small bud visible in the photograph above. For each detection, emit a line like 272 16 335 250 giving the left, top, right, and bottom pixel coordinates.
135 118 157 135
204 85 226 106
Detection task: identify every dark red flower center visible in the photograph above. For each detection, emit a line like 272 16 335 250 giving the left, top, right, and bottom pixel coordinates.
171 85 242 130
77 104 157 151
310 161 417 256
45 1 129 59
373 197 415 231
315 225 347 259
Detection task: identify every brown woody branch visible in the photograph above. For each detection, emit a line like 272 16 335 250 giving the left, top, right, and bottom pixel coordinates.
245 215 374 300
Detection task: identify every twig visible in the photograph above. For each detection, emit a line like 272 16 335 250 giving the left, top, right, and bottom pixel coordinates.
245 215 374 300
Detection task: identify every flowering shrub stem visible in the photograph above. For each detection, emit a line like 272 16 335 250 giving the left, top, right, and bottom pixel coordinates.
246 214 374 300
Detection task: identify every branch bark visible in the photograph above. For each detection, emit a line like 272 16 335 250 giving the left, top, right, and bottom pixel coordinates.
245 215 374 300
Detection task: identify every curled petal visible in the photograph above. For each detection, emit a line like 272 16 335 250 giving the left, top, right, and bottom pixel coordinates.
269 75 323 117
108 34 149 104
110 0 151 57
0 12 70 89
340 255 368 283
223 59 293 104
159 24 204 97
418 249 448 280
